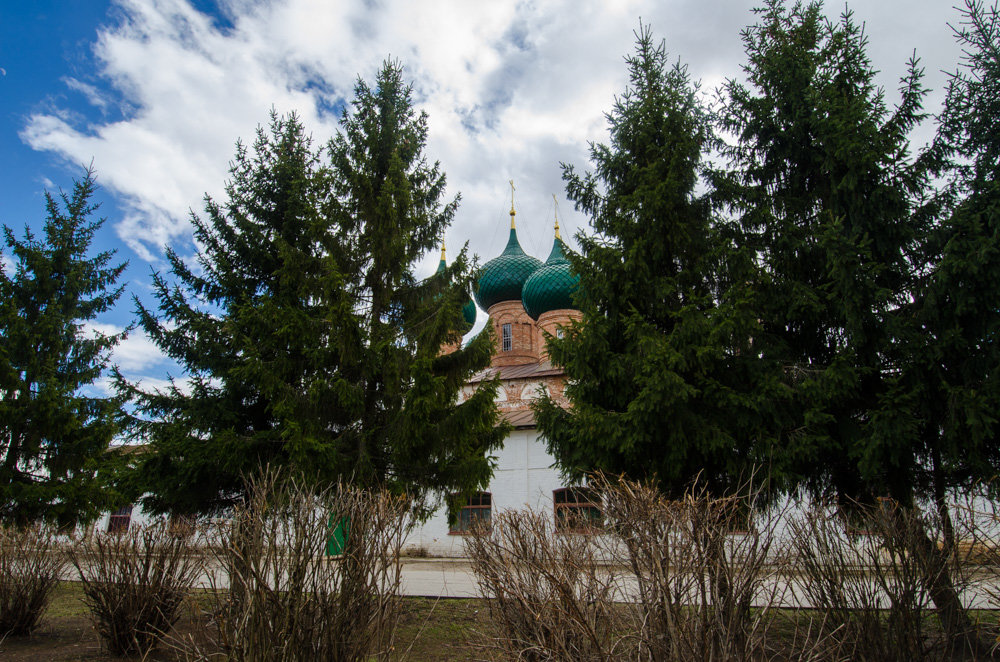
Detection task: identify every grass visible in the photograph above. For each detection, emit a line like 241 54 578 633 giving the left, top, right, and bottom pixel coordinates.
0 582 489 661
5 581 1000 661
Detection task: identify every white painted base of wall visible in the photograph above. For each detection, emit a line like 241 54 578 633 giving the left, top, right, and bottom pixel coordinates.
404 428 564 557
90 430 565 560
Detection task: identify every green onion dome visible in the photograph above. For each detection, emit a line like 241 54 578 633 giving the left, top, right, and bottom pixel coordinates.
462 299 477 327
436 248 477 333
474 227 543 311
521 237 580 320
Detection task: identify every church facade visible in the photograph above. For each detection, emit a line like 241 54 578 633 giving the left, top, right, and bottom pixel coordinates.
404 202 587 557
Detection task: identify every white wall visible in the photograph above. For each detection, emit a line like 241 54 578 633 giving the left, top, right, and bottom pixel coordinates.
404 427 566 557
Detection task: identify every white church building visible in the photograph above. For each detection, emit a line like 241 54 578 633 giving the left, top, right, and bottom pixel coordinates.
95 201 593 558
403 201 591 556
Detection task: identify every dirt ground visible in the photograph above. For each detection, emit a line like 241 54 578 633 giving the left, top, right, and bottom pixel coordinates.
0 582 490 661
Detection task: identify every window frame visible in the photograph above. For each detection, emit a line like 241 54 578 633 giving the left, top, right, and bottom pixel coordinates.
107 504 133 534
449 491 492 535
553 487 602 533
501 323 512 352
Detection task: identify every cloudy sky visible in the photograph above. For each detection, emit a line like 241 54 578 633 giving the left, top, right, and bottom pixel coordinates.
1 0 967 390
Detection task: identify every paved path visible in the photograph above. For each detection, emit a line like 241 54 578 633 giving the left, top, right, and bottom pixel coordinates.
397 558 1000 610
63 554 1000 608
400 558 480 598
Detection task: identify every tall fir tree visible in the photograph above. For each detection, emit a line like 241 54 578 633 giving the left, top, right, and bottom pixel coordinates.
125 64 504 516
716 1 1000 648
533 27 774 497
0 170 127 527
890 0 1000 530
325 63 507 499
714 0 928 505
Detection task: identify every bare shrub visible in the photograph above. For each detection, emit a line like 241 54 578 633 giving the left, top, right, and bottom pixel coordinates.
599 477 790 662
786 501 971 661
466 508 620 661
466 477 796 662
950 492 1000 654
200 471 413 662
0 524 68 636
70 519 204 656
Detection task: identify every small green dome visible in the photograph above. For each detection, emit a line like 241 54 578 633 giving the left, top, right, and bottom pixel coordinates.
474 228 542 311
522 238 580 320
462 299 477 328
436 252 476 333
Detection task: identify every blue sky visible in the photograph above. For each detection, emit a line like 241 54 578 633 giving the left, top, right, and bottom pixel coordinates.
0 0 966 392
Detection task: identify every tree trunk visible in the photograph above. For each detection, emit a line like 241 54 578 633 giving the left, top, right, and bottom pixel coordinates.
912 465 992 659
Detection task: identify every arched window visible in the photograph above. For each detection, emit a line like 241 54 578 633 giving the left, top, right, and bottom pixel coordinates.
450 492 492 534
554 487 602 532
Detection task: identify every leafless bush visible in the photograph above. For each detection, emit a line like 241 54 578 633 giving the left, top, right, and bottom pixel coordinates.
599 476 791 662
0 524 68 636
786 500 974 661
197 471 413 662
70 519 204 656
466 508 621 661
950 492 1000 655
466 477 800 662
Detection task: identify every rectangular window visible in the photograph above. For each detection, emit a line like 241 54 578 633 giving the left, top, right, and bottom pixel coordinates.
450 492 492 534
107 504 133 534
169 513 196 538
554 488 602 532
501 323 512 352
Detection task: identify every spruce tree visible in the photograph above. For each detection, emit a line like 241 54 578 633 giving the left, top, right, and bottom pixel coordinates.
714 0 928 505
125 64 504 515
902 0 1000 506
891 5 1000 645
870 0 1000 540
533 27 772 497
326 63 507 500
716 1 1000 646
0 170 127 527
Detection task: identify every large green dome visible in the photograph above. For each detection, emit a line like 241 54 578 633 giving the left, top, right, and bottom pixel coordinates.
522 238 580 320
474 228 542 311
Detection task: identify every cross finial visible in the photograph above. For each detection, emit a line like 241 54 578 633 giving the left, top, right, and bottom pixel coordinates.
509 180 516 229
552 194 561 240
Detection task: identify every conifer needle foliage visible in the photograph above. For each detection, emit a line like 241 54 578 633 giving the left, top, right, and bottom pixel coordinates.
0 169 127 526
122 62 505 515
533 26 771 497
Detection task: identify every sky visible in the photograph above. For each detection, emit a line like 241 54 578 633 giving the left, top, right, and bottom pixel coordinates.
0 0 968 392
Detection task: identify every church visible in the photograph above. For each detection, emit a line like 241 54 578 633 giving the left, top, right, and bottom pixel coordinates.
404 198 595 557
95 197 595 556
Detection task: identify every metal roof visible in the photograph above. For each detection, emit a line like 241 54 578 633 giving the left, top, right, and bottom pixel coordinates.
468 360 565 384
501 409 537 429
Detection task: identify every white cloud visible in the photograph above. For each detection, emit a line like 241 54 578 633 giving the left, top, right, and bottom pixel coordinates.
22 0 963 276
63 77 110 110
83 321 170 373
